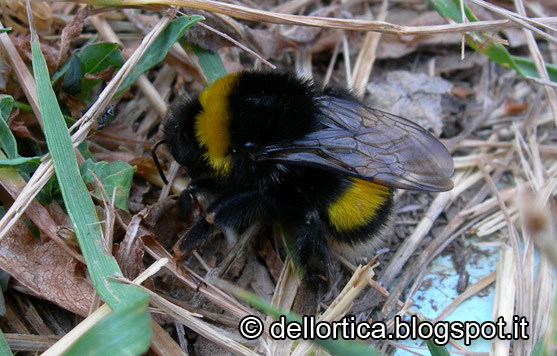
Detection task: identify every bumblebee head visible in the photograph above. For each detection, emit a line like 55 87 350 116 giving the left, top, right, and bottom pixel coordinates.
163 96 211 178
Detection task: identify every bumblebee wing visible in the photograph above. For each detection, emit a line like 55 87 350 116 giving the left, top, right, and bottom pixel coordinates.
261 95 454 191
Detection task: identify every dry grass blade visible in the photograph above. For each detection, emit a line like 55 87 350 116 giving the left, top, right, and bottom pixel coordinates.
4 334 60 352
141 237 255 320
351 0 388 95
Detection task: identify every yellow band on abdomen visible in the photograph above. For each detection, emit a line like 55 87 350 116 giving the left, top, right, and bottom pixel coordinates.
327 178 391 232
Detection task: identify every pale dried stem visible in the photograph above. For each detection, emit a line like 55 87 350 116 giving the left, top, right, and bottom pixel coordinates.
112 0 557 35
0 20 42 126
351 0 388 96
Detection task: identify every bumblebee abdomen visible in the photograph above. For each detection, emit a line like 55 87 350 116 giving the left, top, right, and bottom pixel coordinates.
326 177 393 246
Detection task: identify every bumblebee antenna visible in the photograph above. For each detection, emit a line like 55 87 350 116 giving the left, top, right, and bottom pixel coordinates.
152 140 169 185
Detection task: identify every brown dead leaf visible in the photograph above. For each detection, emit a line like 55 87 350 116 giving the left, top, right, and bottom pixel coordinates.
0 220 94 317
115 215 146 280
243 27 298 58
9 112 43 143
283 5 340 47
367 71 453 136
10 35 59 73
84 65 117 82
377 11 460 59
57 5 90 67
130 156 162 178
452 86 476 99
1 0 53 34
58 93 85 118
504 99 529 116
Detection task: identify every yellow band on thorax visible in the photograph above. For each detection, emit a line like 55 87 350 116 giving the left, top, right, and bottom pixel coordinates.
194 73 241 176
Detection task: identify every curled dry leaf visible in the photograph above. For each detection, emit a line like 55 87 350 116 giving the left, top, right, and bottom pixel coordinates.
367 70 453 136
115 215 146 281
57 5 90 67
0 220 94 317
11 35 59 73
0 0 53 34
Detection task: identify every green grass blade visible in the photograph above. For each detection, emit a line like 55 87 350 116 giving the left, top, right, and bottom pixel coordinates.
29 5 151 352
64 302 151 356
115 15 204 97
0 95 18 159
513 56 557 81
0 329 12 356
31 31 146 308
0 330 13 356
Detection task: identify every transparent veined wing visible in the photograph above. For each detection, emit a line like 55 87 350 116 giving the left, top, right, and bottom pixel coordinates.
260 95 454 192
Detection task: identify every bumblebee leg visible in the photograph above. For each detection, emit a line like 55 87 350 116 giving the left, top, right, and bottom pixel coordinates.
177 189 195 221
174 190 273 256
186 178 216 195
280 211 331 314
172 217 213 257
206 190 272 230
177 178 218 221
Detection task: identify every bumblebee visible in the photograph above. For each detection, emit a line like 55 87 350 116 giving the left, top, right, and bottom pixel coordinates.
163 71 453 301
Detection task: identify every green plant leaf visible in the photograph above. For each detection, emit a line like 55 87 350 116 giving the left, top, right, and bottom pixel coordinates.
422 324 451 356
115 15 204 97
52 36 98 86
186 42 227 84
80 159 136 212
78 42 124 99
61 54 83 95
0 156 41 173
